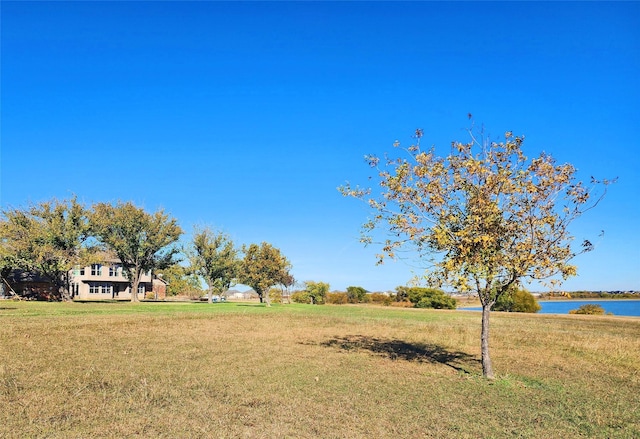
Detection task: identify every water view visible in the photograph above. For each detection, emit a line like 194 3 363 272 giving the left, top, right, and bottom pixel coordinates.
462 300 640 317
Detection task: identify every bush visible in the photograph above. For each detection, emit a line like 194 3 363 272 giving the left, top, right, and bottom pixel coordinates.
369 293 392 306
395 287 457 309
304 281 329 305
268 287 283 304
346 286 368 303
494 288 541 313
415 293 457 309
326 292 348 304
291 290 311 304
569 304 607 315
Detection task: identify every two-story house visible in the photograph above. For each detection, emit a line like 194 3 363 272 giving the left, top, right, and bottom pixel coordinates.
3 260 169 301
70 260 154 300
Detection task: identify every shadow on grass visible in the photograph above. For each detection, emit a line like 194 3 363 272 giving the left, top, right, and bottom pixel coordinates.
318 335 479 374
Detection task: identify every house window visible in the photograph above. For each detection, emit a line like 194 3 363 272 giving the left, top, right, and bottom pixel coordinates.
72 266 85 276
91 264 102 276
109 265 120 277
138 285 145 294
89 282 112 294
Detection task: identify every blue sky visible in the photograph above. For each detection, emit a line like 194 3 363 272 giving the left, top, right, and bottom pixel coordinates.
2 1 639 292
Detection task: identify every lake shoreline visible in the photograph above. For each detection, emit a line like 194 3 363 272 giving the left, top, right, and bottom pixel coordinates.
459 299 640 317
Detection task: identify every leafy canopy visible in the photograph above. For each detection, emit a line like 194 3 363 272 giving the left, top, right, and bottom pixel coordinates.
341 126 611 307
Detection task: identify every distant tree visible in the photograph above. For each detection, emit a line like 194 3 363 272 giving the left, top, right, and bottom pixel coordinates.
346 285 368 303
281 272 296 303
239 242 292 307
0 196 95 301
340 124 612 378
189 228 239 303
305 281 329 305
156 264 202 297
91 202 182 303
270 273 296 304
569 304 606 315
493 286 541 313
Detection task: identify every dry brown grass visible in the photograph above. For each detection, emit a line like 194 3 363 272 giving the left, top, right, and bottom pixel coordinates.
0 302 638 438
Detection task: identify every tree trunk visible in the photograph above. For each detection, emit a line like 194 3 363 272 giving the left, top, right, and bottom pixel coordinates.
481 303 494 379
61 273 72 302
130 269 140 303
59 284 71 302
264 292 271 307
208 289 213 304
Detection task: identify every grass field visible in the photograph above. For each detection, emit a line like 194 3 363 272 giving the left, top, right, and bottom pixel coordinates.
1 301 638 438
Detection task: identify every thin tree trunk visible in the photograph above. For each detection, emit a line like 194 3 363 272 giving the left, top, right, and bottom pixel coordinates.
481 303 494 379
264 290 271 307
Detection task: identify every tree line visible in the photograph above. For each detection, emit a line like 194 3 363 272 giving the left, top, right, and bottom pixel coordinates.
0 198 292 305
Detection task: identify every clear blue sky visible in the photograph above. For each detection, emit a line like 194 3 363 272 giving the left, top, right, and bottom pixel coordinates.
2 1 639 292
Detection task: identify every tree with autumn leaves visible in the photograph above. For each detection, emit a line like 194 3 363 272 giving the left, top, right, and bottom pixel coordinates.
239 242 294 307
90 202 183 303
340 124 612 378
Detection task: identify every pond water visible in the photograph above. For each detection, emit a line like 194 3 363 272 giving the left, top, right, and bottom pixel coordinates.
461 299 640 317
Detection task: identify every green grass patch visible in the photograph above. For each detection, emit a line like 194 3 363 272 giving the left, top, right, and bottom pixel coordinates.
1 301 638 438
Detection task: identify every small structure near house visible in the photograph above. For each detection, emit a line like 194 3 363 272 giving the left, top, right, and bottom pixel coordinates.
152 277 168 300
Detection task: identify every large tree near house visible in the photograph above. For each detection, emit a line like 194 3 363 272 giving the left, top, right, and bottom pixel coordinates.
90 201 182 302
0 196 94 301
340 123 612 379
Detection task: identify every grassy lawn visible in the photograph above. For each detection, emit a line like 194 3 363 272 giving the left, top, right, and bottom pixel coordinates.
1 301 638 438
